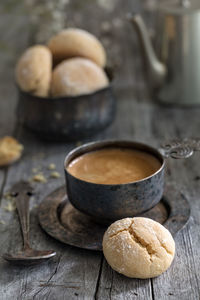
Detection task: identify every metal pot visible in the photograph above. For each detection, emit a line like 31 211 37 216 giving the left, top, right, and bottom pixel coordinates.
16 69 115 142
64 139 198 223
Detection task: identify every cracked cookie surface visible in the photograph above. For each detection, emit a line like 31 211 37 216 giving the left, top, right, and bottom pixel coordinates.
103 217 175 278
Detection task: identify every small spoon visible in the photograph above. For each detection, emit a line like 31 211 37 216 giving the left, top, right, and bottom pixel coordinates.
2 181 56 265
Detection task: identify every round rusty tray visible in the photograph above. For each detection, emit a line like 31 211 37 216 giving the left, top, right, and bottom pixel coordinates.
38 184 190 251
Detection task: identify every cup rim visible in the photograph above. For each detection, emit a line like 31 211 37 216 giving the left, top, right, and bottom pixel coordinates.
64 139 165 186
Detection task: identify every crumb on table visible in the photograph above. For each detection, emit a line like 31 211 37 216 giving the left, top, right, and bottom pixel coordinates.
4 202 16 212
32 173 47 183
32 167 41 173
50 171 61 179
4 192 14 201
48 163 56 170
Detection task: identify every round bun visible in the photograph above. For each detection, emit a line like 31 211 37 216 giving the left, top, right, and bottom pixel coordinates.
51 58 109 97
47 28 106 67
15 45 52 97
103 217 175 279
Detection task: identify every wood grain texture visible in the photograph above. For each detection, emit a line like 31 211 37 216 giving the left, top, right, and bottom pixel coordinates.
0 135 103 300
149 107 200 300
0 0 200 299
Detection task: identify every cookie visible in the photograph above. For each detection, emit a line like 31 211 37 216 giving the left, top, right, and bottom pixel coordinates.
0 136 23 167
103 217 175 279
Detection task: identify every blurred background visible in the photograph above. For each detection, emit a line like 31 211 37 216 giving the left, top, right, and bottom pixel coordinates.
1 0 200 136
0 0 161 133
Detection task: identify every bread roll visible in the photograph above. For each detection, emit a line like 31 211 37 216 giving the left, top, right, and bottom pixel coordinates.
47 28 106 67
51 58 109 97
15 45 52 97
103 217 175 279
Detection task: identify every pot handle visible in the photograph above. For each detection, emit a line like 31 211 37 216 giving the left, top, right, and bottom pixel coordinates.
159 138 200 159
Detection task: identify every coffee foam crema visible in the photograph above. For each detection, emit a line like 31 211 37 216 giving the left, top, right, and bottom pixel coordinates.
67 148 162 185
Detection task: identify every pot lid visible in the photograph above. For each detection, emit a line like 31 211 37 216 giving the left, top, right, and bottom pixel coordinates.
159 0 200 15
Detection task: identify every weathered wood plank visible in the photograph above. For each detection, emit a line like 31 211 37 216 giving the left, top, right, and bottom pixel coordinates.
150 106 200 299
0 0 31 221
0 1 31 134
96 259 153 300
0 133 103 300
0 0 200 299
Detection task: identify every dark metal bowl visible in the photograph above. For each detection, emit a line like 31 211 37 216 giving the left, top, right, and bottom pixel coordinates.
16 80 115 141
64 140 165 223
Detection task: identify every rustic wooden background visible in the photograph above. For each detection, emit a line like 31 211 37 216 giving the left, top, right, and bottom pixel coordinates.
0 0 200 299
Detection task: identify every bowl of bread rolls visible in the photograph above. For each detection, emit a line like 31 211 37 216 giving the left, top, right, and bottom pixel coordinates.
15 28 115 141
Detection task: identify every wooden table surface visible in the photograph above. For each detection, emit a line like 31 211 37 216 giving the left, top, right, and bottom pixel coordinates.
0 0 200 299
